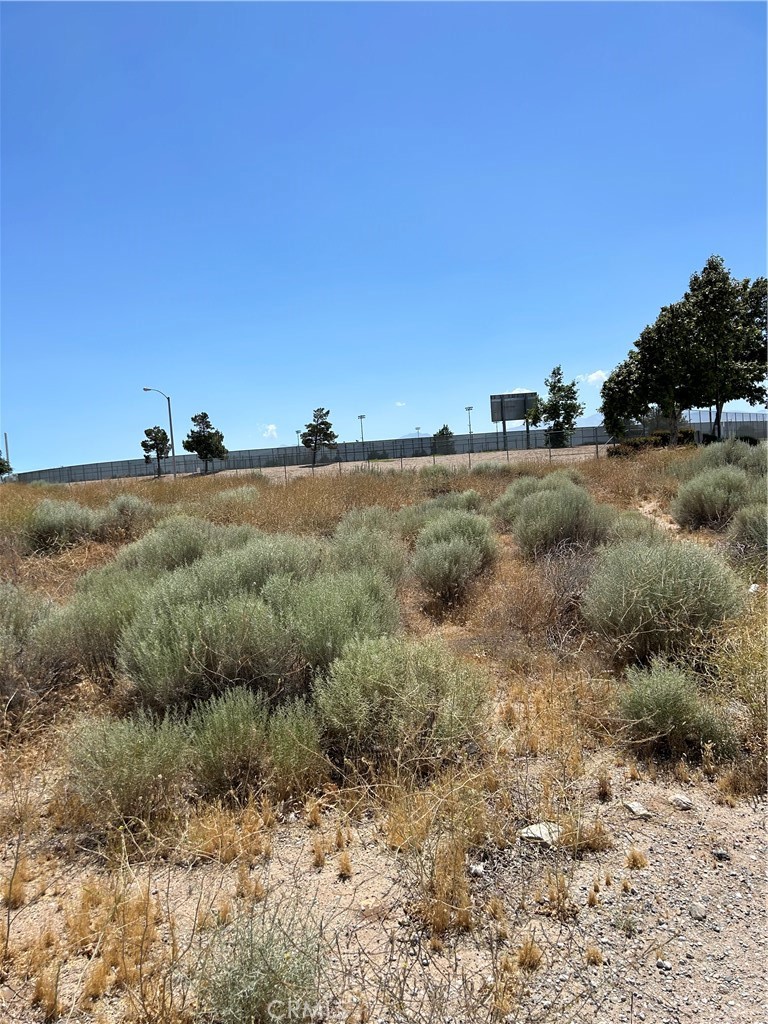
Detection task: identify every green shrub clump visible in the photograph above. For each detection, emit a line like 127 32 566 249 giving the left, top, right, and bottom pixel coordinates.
674 438 766 481
0 583 53 709
119 593 298 709
188 687 269 798
266 699 328 799
620 662 737 761
24 499 103 552
64 712 191 826
316 636 489 772
727 503 767 563
672 466 754 530
412 510 496 602
582 540 745 661
113 515 250 576
511 485 615 557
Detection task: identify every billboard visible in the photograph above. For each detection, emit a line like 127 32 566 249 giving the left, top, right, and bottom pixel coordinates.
490 392 538 423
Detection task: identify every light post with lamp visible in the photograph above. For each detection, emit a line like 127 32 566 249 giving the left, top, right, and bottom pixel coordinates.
358 414 366 460
142 387 178 479
465 406 474 451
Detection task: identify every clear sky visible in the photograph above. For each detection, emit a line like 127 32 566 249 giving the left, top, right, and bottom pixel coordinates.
1 1 765 472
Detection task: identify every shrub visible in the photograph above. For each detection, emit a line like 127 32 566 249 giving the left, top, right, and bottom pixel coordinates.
188 687 270 798
419 464 456 495
0 584 53 709
412 537 485 603
416 510 496 568
64 712 191 826
24 499 103 551
607 511 667 546
316 636 489 771
582 540 745 661
470 460 518 477
34 567 155 679
490 473 575 531
266 700 328 799
119 594 299 709
727 503 767 563
198 901 323 1024
672 467 752 529
511 486 615 557
330 526 408 583
674 438 767 481
112 515 226 574
262 570 400 672
98 494 158 542
426 489 484 512
335 505 399 536
620 662 737 761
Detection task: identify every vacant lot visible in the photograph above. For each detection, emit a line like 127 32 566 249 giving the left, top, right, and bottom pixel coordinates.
1 443 765 1024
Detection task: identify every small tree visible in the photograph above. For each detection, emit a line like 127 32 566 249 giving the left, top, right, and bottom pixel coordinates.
301 409 338 466
140 426 171 477
537 365 584 448
182 412 228 473
0 456 12 478
431 425 456 456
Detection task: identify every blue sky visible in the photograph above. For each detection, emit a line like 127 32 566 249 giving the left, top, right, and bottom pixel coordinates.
1 1 765 472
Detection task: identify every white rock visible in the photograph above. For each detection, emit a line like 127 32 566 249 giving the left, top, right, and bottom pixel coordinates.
623 800 652 819
670 793 694 810
519 822 562 846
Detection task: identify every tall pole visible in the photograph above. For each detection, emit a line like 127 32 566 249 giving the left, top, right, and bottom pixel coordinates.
465 406 473 453
415 426 421 456
358 414 366 460
3 432 9 468
143 387 177 480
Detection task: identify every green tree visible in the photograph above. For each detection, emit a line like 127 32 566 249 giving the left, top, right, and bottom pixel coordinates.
431 425 456 456
683 256 767 438
140 426 171 477
537 365 585 448
300 408 338 466
0 456 12 477
601 257 767 445
182 412 228 473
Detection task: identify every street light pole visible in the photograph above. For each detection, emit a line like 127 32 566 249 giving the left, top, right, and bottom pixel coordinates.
465 406 474 453
143 387 177 479
358 414 366 447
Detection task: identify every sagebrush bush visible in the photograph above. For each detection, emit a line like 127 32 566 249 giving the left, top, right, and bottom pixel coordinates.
113 515 252 575
416 510 496 568
727 503 767 562
412 537 486 603
34 567 155 679
120 593 299 709
426 489 484 512
490 473 578 531
266 699 328 799
316 636 489 771
335 505 399 536
64 712 191 825
512 486 615 557
419 464 456 495
98 494 158 541
24 499 103 551
620 662 737 760
0 583 53 709
607 511 667 546
188 687 269 798
582 540 745 661
672 467 753 530
470 460 518 477
330 526 408 583
262 569 400 672
199 902 323 1024
674 438 767 481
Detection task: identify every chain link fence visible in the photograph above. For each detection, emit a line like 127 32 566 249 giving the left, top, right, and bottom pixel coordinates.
13 414 767 485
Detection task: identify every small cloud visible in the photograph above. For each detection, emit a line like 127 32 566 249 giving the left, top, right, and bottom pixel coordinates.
395 401 406 407
577 371 608 386
262 424 278 439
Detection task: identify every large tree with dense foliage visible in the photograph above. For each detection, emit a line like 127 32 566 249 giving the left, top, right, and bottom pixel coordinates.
601 256 767 444
182 412 228 473
301 408 338 466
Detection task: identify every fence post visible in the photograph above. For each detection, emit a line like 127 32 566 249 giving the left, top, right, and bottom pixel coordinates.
283 453 288 483
595 427 599 460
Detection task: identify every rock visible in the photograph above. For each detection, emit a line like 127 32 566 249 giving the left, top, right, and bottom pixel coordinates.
689 902 707 921
519 822 562 846
712 848 732 862
468 862 485 877
656 959 673 971
623 800 652 819
670 794 694 811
